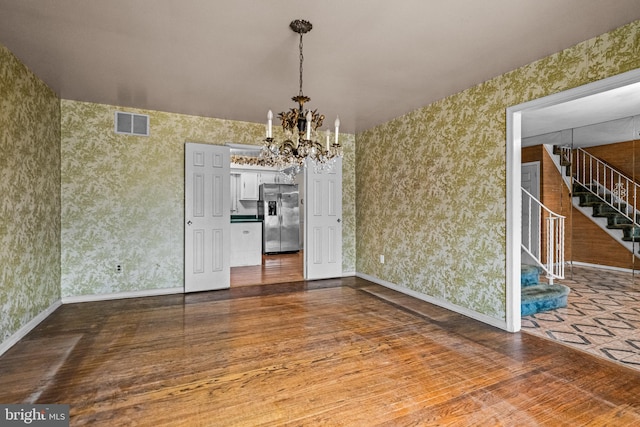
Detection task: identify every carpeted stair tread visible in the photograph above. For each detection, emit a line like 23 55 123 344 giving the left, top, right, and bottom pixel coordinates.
607 215 633 229
578 193 603 207
521 284 570 316
521 264 541 287
572 183 596 196
622 226 640 241
592 203 625 217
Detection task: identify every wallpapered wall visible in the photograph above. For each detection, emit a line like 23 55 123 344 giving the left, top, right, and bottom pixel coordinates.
2 20 638 346
356 20 640 320
0 45 61 342
61 101 356 297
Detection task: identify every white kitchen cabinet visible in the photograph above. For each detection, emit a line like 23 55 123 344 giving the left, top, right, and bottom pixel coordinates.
230 222 262 267
240 172 259 200
259 171 277 185
260 171 290 185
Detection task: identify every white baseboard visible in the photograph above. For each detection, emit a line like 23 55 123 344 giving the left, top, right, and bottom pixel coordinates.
1 287 183 356
568 261 640 274
356 272 509 332
2 275 511 357
0 299 62 357
341 271 356 277
62 287 184 304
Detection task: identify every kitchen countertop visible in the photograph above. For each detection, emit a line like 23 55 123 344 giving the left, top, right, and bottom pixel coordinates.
231 215 262 223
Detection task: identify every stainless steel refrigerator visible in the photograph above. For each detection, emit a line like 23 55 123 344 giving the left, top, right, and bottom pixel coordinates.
259 184 300 254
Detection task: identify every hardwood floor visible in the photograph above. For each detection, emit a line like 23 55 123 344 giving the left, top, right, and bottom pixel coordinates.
231 251 303 287
1 278 639 426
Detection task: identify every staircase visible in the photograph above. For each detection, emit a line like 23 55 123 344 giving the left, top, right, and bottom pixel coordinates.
551 145 640 254
521 179 568 316
520 265 570 316
520 144 640 316
573 183 640 247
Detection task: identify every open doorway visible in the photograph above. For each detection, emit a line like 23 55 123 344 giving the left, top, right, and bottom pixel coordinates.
228 149 305 287
228 146 344 287
506 68 640 332
230 173 305 287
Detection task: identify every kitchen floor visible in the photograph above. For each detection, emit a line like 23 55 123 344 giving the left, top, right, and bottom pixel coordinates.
231 251 303 287
521 265 640 371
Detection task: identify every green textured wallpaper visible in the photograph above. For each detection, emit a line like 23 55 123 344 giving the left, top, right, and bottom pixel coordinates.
60 101 356 297
0 45 61 343
356 20 640 320
341 132 357 274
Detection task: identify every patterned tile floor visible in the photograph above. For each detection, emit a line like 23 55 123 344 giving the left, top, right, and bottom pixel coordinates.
521 265 640 371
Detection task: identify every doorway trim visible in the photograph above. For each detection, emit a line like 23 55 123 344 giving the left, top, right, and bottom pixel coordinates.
506 67 640 332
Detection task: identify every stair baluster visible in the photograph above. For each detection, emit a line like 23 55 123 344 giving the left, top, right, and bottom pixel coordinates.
574 148 640 251
521 188 565 284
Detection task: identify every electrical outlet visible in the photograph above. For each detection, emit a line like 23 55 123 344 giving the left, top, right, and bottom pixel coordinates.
116 264 123 273
379 254 385 264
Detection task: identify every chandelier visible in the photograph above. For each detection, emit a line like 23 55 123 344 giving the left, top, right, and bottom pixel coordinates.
262 19 342 174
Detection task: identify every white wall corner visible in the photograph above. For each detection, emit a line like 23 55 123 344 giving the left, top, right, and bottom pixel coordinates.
506 107 522 333
0 299 62 357
355 272 509 332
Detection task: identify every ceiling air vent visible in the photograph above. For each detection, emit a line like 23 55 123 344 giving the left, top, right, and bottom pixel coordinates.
115 111 149 136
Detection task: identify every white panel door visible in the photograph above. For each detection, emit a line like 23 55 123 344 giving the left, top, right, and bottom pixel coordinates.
522 162 540 260
304 158 342 280
185 143 230 292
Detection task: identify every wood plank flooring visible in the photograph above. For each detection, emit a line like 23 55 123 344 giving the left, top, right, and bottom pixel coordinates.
1 278 639 426
231 251 303 287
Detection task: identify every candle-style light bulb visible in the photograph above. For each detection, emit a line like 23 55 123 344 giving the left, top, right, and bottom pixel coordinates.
267 110 273 138
306 111 312 140
326 129 330 152
334 116 340 146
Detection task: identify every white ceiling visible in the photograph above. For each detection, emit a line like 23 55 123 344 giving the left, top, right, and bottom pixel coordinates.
1 0 640 134
522 81 640 144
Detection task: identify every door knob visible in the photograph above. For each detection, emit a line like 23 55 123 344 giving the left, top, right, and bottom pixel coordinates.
187 220 192 226
337 218 341 223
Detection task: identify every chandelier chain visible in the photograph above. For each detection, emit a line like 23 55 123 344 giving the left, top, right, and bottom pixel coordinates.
298 32 304 97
